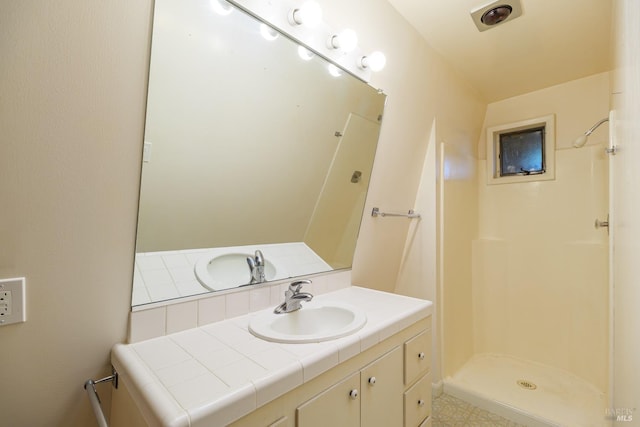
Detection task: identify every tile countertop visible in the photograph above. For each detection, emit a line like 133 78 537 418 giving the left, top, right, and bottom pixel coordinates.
112 286 433 427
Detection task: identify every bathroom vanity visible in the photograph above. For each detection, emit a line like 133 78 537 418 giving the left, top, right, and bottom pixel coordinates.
110 287 432 427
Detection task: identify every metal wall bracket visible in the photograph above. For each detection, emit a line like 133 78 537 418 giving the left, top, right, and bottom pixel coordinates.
595 214 610 235
605 145 617 155
84 368 118 427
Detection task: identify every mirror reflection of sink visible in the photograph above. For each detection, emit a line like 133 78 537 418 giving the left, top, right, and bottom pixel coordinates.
248 301 367 343
194 253 277 291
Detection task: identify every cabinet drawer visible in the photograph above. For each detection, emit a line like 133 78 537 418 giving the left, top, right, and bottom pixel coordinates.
403 373 431 427
404 330 431 385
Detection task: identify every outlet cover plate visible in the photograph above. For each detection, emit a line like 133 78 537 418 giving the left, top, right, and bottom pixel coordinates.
0 277 26 326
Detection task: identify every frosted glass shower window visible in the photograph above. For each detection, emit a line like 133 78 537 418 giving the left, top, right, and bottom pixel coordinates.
499 127 545 176
486 114 555 185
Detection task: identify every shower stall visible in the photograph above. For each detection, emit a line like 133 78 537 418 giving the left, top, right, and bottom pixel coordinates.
437 72 612 427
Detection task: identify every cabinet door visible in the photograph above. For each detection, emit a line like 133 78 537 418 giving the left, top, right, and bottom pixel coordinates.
297 372 360 427
361 347 404 427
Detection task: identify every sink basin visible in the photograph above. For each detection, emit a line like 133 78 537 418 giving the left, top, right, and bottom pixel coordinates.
194 252 277 291
249 301 367 343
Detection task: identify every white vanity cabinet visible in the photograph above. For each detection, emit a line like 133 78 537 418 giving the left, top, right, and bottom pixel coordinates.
110 288 433 427
229 317 432 427
297 346 403 427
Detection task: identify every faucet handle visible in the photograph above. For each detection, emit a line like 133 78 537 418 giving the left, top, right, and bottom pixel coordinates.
254 250 264 266
289 279 312 293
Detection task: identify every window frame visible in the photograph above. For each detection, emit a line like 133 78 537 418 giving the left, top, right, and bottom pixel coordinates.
486 114 556 185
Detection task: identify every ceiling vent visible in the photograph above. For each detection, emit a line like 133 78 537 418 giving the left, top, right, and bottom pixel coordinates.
470 0 523 32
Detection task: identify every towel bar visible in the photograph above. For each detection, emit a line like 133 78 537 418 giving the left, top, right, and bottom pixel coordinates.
371 207 421 219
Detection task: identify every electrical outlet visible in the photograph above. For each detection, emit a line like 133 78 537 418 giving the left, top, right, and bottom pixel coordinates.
0 290 12 316
0 278 25 326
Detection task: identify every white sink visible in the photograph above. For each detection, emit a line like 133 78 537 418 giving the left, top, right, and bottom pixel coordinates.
194 252 277 291
249 300 367 343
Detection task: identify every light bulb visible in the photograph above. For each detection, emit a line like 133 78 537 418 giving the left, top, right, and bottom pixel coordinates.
211 0 233 16
260 24 279 41
329 29 358 52
289 1 322 27
328 64 343 77
298 46 314 61
359 51 386 72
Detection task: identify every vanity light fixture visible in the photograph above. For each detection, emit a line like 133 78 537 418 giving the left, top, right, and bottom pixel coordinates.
227 0 389 79
288 1 323 28
328 64 343 77
210 0 233 16
297 45 314 61
328 29 358 52
259 23 279 41
358 51 386 72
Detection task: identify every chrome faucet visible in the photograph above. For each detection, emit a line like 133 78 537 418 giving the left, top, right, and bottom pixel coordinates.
246 250 266 284
274 280 313 314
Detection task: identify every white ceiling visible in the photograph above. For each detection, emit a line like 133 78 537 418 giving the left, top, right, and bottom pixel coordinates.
387 0 613 102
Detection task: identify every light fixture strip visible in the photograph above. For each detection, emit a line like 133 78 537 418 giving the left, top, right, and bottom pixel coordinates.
226 0 377 81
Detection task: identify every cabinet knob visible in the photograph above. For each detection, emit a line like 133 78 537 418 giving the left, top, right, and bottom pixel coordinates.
418 352 425 360
418 399 425 407
368 376 376 385
349 389 359 400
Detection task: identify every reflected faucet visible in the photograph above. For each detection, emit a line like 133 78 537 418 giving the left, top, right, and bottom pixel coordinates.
274 280 313 314
247 250 266 284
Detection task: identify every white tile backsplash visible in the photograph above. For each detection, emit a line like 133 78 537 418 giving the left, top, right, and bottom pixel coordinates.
197 295 226 326
129 270 351 343
248 286 271 312
225 291 250 318
129 307 166 343
166 302 198 334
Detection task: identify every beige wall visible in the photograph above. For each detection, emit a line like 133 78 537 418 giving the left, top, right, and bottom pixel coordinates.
325 0 486 294
0 0 486 425
474 73 610 390
333 0 487 382
0 1 151 426
611 0 640 416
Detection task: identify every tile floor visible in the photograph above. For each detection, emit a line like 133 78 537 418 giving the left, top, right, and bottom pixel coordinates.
432 393 526 427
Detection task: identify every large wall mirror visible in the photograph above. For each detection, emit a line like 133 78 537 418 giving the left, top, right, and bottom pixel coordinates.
132 0 386 307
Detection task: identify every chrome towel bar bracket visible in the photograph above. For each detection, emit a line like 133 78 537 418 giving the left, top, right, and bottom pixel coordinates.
371 207 421 219
84 368 118 427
